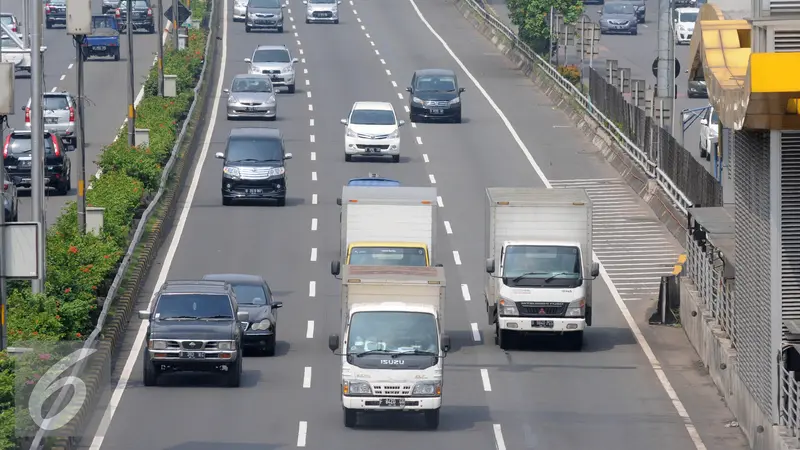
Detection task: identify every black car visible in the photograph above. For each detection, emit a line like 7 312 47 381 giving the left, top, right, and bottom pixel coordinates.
215 127 293 206
138 280 250 387
406 69 465 123
3 173 18 222
44 0 66 29
116 0 155 33
3 130 72 195
202 274 283 355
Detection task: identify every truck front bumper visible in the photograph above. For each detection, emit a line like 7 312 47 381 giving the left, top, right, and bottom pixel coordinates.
498 317 585 332
343 396 441 411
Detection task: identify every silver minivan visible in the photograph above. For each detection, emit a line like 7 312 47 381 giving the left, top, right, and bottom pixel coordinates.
24 92 77 148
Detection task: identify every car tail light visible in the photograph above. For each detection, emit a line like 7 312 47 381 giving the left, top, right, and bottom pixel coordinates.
51 135 60 157
11 25 16 32
115 9 120 17
69 106 75 122
3 181 8 191
2 135 10 158
24 107 30 123
147 8 153 16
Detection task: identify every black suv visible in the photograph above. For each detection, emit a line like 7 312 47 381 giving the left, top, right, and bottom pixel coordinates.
215 127 293 206
406 68 465 123
44 0 67 28
3 130 72 195
138 280 250 387
116 0 155 33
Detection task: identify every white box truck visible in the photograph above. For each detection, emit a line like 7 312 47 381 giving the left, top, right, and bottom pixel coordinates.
331 186 439 276
327 265 449 430
483 188 599 351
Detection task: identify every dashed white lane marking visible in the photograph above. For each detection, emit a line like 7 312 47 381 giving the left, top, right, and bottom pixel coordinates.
453 250 461 265
461 283 470 301
375 49 380 55
301 58 306 63
436 196 443 207
428 174 436 184
288 8 292 13
493 424 507 450
68 63 73 69
303 367 312 388
407 0 706 445
308 104 313 111
295 32 299 37
297 39 301 45
397 92 403 99
297 421 308 447
311 171 317 181
422 153 429 162
366 32 370 38
304 68 308 74
349 0 353 4
306 91 312 98
306 320 315 338
444 220 452 234
51 87 57 92
312 194 318 205
309 118 314 126
470 323 481 341
310 134 315 143
404 105 410 112
311 218 318 231
310 248 317 262
289 16 294 21
353 8 358 14
391 80 397 87
292 24 296 29
370 40 375 46
309 281 316 298
480 369 492 391
386 69 391 75
299 48 303 54
310 151 316 160
416 136 423 145
360 23 365 29
59 74 65 81
357 17 361 22
305 79 310 86
379 58 385 64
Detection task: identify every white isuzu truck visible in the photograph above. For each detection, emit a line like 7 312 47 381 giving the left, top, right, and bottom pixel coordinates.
327 265 449 429
331 186 439 277
483 188 599 351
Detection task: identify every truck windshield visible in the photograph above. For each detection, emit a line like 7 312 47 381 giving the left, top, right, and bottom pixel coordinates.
92 16 115 28
348 311 438 354
502 245 582 287
348 246 427 266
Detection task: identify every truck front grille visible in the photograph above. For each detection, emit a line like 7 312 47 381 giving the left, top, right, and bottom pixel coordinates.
518 302 567 317
372 384 412 396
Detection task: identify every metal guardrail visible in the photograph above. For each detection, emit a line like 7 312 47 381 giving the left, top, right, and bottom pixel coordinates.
459 0 694 214
26 2 216 448
684 234 736 346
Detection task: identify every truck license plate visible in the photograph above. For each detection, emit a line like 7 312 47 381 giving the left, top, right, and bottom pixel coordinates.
379 398 405 407
531 320 554 328
180 351 205 358
95 46 106 50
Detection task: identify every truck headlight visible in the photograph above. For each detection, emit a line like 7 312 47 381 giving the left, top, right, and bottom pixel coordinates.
149 340 167 350
565 298 585 317
217 341 236 351
498 298 518 316
412 381 441 396
251 319 272 331
343 380 372 395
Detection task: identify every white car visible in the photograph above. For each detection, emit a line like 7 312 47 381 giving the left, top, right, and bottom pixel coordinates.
699 105 718 161
233 0 249 21
341 101 404 162
673 7 698 45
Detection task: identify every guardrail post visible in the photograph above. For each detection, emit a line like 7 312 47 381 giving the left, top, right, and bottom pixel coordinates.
631 79 645 107
606 59 618 86
644 87 655 116
618 67 631 93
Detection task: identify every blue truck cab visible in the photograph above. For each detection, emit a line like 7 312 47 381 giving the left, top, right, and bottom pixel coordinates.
81 15 121 61
337 174 400 206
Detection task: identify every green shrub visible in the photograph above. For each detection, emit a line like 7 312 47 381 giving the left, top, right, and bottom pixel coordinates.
0 0 210 447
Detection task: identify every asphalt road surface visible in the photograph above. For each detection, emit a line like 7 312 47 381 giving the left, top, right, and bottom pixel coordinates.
76 0 749 449
486 0 716 177
3 0 160 223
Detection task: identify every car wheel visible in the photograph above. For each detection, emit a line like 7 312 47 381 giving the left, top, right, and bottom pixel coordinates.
227 358 242 387
699 143 707 158
13 201 18 221
149 25 155 34
391 155 400 163
57 176 70 196
345 154 352 162
264 335 277 356
142 353 159 386
245 25 251 32
306 18 310 23
222 196 233 206
344 408 357 428
496 322 512 350
114 49 120 61
424 409 440 430
267 115 276 121
276 196 286 207
287 84 296 94
631 29 637 35
453 113 462 123
333 19 339 24
278 25 284 32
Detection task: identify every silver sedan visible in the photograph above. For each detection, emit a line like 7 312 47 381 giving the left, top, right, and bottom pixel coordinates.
224 74 277 120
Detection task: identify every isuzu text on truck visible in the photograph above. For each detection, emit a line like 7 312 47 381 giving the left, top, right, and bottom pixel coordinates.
331 186 439 276
483 188 599 351
327 265 449 429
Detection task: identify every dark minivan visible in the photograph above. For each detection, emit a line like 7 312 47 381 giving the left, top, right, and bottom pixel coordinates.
406 68 465 123
215 127 292 206
3 130 72 195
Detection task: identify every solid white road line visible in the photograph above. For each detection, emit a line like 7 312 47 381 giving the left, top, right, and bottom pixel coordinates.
312 194 318 205
480 369 492 391
311 218 318 231
493 424 507 450
470 323 481 342
306 320 315 338
310 248 317 262
297 421 308 447
461 283 470 301
453 250 461 265
309 281 316 297
303 367 312 388
86 3 231 449
407 0 706 447
444 220 452 234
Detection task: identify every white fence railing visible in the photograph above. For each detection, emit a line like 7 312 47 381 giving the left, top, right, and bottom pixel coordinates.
684 235 736 345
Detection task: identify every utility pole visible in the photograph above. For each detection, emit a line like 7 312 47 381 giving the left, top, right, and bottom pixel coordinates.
74 38 87 233
0 0 7 352
655 0 674 129
30 0 46 294
126 0 136 147
22 0 30 48
172 0 179 50
157 0 165 96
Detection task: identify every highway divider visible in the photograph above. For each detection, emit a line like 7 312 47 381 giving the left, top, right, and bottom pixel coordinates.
0 0 217 448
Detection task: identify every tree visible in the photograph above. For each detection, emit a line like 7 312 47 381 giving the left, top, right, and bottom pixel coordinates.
506 0 583 53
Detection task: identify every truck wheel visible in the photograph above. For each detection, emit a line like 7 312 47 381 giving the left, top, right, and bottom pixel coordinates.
495 323 512 350
45 21 52 29
227 358 242 387
424 409 440 429
566 331 584 351
343 408 357 428
142 353 159 386
114 49 120 61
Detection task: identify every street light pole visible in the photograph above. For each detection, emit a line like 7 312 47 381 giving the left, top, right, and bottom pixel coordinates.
157 0 165 96
75 37 87 233
30 0 46 294
172 0 179 49
126 0 136 147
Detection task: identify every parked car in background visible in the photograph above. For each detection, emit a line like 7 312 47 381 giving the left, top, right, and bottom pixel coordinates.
598 3 638 35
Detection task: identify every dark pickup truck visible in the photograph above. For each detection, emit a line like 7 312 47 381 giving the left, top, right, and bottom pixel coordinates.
81 15 121 61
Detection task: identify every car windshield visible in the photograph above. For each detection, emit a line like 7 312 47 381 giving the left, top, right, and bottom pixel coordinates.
414 75 456 92
350 109 396 125
42 96 69 110
502 245 583 287
47 0 65 4
710 110 719 124
348 247 427 266
249 0 281 7
0 16 13 25
679 12 698 22
119 1 148 8
231 77 272 93
93 16 116 28
252 49 290 63
230 284 269 305
348 312 438 354
226 137 283 162
310 0 336 3
8 136 54 155
154 294 234 320
604 4 634 14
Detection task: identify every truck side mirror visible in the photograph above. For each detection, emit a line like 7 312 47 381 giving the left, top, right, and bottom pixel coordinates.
590 262 600 278
336 197 342 206
138 310 151 320
441 334 451 353
485 258 495 274
331 260 341 276
328 334 340 352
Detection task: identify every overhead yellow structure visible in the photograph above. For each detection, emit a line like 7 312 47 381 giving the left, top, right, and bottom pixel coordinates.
688 3 800 130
